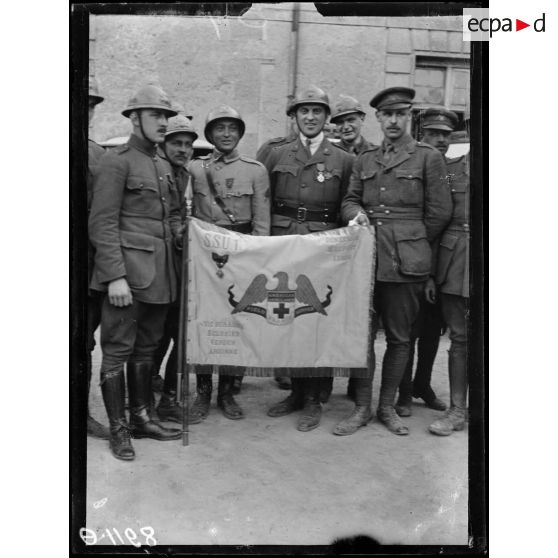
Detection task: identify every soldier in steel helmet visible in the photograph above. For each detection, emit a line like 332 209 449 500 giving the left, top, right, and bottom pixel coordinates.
86 77 110 440
428 105 470 437
257 85 355 433
330 94 375 156
394 108 460 418
340 87 452 437
149 115 200 422
89 84 183 461
187 104 270 423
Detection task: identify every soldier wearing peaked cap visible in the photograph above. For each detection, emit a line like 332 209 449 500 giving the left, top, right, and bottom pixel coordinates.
187 105 271 423
86 77 110 440
394 107 460 418
89 84 183 461
429 106 471 437
150 115 200 422
330 94 375 156
339 86 452 437
257 85 357 433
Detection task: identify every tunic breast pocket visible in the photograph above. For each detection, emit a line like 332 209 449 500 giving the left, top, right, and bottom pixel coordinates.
360 169 380 206
272 163 300 197
225 182 254 221
125 176 160 214
395 169 423 206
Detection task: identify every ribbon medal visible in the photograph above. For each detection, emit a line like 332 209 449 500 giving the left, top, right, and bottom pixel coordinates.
316 163 325 183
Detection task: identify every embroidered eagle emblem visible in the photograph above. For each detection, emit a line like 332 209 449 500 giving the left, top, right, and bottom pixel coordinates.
228 272 332 325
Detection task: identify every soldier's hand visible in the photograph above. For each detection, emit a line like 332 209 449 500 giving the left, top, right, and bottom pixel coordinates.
348 211 370 226
424 277 437 304
108 278 133 307
174 224 186 250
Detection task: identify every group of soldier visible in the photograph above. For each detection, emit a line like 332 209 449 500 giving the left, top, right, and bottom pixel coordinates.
86 79 470 462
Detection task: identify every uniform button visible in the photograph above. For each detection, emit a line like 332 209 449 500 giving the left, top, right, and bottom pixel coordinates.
159 176 163 181
161 197 166 201
377 221 383 225
379 204 385 208
215 165 221 171
380 187 386 191
385 209 390 214
452 188 456 192
301 183 307 188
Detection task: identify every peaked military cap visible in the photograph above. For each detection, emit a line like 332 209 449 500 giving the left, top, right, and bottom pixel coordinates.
370 87 415 110
422 107 458 132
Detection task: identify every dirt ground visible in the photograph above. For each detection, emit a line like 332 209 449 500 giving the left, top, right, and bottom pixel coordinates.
86 331 468 547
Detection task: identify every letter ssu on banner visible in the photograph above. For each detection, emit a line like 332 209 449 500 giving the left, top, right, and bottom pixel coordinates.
185 218 375 369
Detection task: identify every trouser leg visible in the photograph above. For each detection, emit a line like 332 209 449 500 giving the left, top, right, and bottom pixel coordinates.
297 377 323 432
189 368 213 424
376 282 423 435
217 367 245 420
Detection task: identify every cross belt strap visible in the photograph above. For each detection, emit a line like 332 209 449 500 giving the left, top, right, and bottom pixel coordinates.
203 162 236 224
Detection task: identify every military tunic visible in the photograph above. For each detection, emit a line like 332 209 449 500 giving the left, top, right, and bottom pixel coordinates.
89 133 181 304
336 136 375 156
187 149 270 236
341 135 452 282
261 136 354 235
436 154 470 298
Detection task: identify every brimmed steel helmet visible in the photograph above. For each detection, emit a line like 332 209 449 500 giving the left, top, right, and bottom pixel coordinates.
171 101 194 120
89 77 104 106
330 95 365 123
164 114 199 142
121 85 177 118
287 86 330 116
204 105 245 142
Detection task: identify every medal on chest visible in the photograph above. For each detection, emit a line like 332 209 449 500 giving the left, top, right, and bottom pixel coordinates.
316 163 325 183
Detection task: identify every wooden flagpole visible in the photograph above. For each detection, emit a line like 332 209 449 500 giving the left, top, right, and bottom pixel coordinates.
177 179 193 446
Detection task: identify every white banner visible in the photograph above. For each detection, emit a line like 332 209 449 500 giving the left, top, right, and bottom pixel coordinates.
185 218 375 369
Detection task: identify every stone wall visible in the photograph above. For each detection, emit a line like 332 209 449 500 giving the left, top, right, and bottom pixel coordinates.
89 4 469 155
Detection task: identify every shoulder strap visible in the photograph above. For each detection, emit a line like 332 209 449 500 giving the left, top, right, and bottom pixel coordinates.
203 161 236 223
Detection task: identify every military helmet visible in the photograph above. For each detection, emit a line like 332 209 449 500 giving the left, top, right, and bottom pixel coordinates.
288 86 330 115
171 101 194 120
165 114 199 142
121 85 177 118
89 77 104 106
330 95 365 123
204 105 245 142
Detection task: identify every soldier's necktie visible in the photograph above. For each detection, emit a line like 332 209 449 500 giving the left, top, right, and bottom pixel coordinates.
383 143 394 163
306 138 312 156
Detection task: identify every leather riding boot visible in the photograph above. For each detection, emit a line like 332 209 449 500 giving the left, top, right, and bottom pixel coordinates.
275 376 292 390
333 377 373 436
267 377 305 417
156 391 182 423
297 379 322 432
100 368 135 461
127 362 181 440
190 373 212 424
217 375 245 420
87 358 110 440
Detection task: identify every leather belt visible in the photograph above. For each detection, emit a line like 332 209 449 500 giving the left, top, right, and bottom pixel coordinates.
220 222 253 233
274 203 338 223
366 207 423 220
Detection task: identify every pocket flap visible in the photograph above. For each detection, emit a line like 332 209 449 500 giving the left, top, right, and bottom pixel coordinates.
224 183 254 197
272 164 299 176
440 233 459 250
360 170 377 180
120 231 155 252
395 169 422 180
450 182 468 193
393 222 427 242
126 176 158 191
